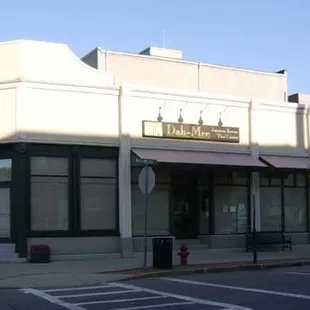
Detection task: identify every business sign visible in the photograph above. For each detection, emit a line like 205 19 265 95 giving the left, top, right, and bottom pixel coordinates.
142 121 240 143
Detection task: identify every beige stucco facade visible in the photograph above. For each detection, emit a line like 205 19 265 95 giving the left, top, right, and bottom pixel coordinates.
0 40 119 146
83 46 288 102
0 39 309 260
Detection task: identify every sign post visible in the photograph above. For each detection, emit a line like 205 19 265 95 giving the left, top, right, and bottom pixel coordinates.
135 158 158 166
143 166 149 269
252 194 257 264
137 159 156 268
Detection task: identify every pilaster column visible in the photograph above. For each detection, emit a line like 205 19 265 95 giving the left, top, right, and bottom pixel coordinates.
306 105 310 233
249 99 261 231
12 144 29 258
118 86 133 257
306 105 310 162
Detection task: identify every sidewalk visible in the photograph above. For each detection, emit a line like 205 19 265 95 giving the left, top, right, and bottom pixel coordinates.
1 245 310 288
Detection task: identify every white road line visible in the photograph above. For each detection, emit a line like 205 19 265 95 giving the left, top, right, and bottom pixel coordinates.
74 296 167 306
42 284 111 293
21 288 86 310
56 289 137 299
162 277 310 300
112 302 194 310
109 282 253 310
287 272 310 276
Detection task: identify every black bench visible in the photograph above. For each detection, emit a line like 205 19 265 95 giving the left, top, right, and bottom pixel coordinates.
245 231 292 252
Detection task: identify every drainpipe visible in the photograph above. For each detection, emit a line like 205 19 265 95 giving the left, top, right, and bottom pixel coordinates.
198 62 201 92
105 50 108 72
307 105 310 162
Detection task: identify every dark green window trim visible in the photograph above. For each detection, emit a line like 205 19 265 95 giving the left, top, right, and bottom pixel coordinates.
29 230 120 238
78 155 119 232
25 143 119 237
260 170 308 233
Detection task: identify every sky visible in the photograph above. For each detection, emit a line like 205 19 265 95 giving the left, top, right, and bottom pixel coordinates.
1 0 309 94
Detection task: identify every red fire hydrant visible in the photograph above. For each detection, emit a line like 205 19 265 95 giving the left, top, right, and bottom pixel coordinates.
178 243 190 266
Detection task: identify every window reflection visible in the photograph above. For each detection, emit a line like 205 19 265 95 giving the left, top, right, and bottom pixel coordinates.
214 186 248 234
214 171 249 234
260 187 282 231
0 159 11 181
260 172 307 233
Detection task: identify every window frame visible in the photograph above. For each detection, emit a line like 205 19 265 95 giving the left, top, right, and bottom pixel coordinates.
79 157 118 232
27 144 119 238
212 169 251 235
259 171 308 233
30 157 70 232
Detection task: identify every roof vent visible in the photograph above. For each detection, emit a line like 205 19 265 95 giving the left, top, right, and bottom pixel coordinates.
139 46 183 60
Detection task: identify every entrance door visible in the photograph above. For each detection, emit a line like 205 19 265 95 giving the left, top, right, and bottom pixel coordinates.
0 188 10 238
199 188 211 235
173 182 199 239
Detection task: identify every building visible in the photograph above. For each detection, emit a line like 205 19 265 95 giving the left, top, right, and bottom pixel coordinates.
0 39 309 261
82 45 288 102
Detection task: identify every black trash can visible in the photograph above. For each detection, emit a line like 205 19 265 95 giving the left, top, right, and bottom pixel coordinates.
152 237 173 269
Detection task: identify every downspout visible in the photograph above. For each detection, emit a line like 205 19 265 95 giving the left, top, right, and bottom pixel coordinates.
105 50 108 72
307 105 310 162
198 62 201 92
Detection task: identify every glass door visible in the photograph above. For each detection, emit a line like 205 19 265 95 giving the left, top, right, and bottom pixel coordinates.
173 182 199 239
199 188 210 235
0 187 10 238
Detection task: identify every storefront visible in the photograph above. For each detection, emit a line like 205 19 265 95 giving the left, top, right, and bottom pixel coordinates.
259 157 310 244
0 39 309 260
129 119 266 250
0 40 120 259
120 84 310 252
131 163 253 239
0 150 12 244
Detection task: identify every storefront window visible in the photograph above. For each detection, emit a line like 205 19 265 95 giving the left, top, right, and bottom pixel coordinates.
284 173 307 232
260 173 269 186
284 188 307 232
260 172 308 232
270 176 281 186
131 166 170 236
296 173 306 187
214 171 249 234
260 187 282 231
0 159 11 181
31 157 69 231
80 159 117 230
284 173 294 186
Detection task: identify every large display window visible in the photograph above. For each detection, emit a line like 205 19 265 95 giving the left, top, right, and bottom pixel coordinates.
260 172 307 232
214 171 250 234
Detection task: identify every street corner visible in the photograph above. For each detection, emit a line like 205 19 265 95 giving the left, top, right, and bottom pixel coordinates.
12 264 310 310
19 281 254 310
98 258 310 282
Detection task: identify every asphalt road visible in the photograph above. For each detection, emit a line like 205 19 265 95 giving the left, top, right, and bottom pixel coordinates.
4 265 310 309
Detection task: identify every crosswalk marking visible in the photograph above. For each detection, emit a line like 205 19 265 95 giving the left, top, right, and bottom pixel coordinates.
42 284 111 293
55 290 135 299
22 281 254 310
22 288 86 310
111 301 194 310
111 282 253 310
162 277 310 301
287 272 310 276
74 296 167 307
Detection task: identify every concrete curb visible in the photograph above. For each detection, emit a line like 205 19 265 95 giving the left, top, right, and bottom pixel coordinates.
117 259 310 282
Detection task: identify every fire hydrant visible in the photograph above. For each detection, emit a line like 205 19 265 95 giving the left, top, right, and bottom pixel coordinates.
178 243 190 266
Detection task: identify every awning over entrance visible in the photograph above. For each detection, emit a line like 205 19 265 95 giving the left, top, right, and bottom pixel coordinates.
132 148 266 168
259 155 310 170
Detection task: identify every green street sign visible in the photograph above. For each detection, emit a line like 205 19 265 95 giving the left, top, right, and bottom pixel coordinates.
134 158 158 165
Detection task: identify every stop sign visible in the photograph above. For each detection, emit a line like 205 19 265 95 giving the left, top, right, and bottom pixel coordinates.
138 166 155 194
